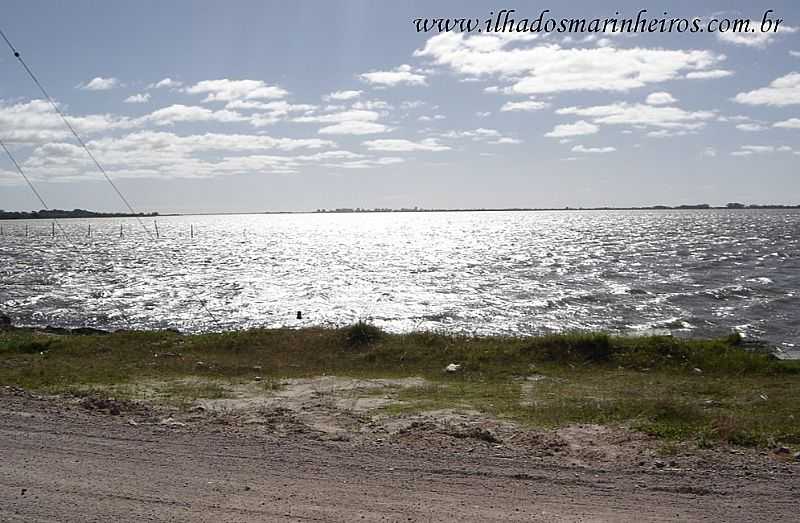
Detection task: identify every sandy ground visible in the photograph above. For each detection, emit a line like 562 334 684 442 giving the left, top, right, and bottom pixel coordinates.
1 382 798 522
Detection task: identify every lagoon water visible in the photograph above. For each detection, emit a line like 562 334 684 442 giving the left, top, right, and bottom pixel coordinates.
1 209 798 357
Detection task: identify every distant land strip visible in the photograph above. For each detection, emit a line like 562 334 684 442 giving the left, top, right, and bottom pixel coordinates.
0 209 158 220
2 203 799 219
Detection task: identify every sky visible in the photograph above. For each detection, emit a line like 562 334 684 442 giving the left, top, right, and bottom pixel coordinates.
1 0 799 213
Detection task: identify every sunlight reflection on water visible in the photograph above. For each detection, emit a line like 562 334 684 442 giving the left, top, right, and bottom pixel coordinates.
1 209 798 356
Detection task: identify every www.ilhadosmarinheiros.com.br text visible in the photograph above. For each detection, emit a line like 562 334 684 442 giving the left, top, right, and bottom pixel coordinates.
413 9 786 35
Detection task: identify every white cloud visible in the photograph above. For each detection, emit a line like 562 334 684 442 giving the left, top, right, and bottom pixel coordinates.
222 100 317 126
293 109 391 135
0 99 136 143
351 100 392 111
491 137 521 144
324 90 362 101
645 92 677 105
19 131 365 182
363 138 449 152
774 118 800 129
124 93 151 104
475 111 491 118
686 69 734 80
144 104 247 126
318 121 390 135
360 64 427 87
441 128 498 140
736 123 766 132
500 99 549 112
646 129 695 138
557 103 715 129
185 79 288 103
148 78 183 89
438 127 519 145
717 23 797 48
792 51 800 58
294 109 380 124
572 145 615 154
731 144 794 156
545 120 598 138
16 129 338 182
703 147 717 157
78 77 121 91
225 100 316 113
414 32 724 95
418 114 445 122
400 100 425 110
734 73 800 106
324 156 405 169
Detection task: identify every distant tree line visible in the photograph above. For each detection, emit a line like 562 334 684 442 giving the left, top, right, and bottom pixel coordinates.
0 209 158 220
313 204 800 213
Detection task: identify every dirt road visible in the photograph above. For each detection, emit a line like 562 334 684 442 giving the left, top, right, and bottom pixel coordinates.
1 388 797 522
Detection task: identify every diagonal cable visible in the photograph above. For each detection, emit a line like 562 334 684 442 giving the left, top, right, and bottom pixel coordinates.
1 26 223 329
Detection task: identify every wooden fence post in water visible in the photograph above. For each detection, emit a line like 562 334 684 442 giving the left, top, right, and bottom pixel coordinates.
154 220 159 239
25 224 28 237
87 224 91 238
190 224 194 239
51 222 55 238
119 224 123 238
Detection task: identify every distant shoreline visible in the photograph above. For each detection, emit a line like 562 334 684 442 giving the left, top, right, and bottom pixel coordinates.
0 209 158 220
2 204 799 219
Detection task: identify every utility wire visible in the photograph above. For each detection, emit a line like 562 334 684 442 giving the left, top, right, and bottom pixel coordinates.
1 26 223 330
0 27 150 236
1 138 134 327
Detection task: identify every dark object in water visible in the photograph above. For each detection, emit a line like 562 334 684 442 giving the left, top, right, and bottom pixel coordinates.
296 311 302 320
0 313 11 329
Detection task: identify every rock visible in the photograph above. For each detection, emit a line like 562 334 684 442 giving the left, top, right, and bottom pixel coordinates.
154 352 182 358
793 452 800 462
80 397 123 416
444 363 462 373
0 313 11 329
692 368 703 374
774 446 791 455
195 361 208 368
159 417 187 427
127 418 138 426
252 365 263 371
654 460 666 468
254 376 263 382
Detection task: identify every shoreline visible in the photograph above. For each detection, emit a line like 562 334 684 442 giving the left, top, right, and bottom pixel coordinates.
2 205 800 220
3 323 799 519
2 323 799 449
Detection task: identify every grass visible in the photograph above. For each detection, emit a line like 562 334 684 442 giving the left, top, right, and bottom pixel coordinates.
1 325 798 448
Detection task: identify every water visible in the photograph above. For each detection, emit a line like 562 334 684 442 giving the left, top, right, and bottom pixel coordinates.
1 210 798 357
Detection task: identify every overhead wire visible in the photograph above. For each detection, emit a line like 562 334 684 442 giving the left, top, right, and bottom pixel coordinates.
1 138 135 327
0 26 223 330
